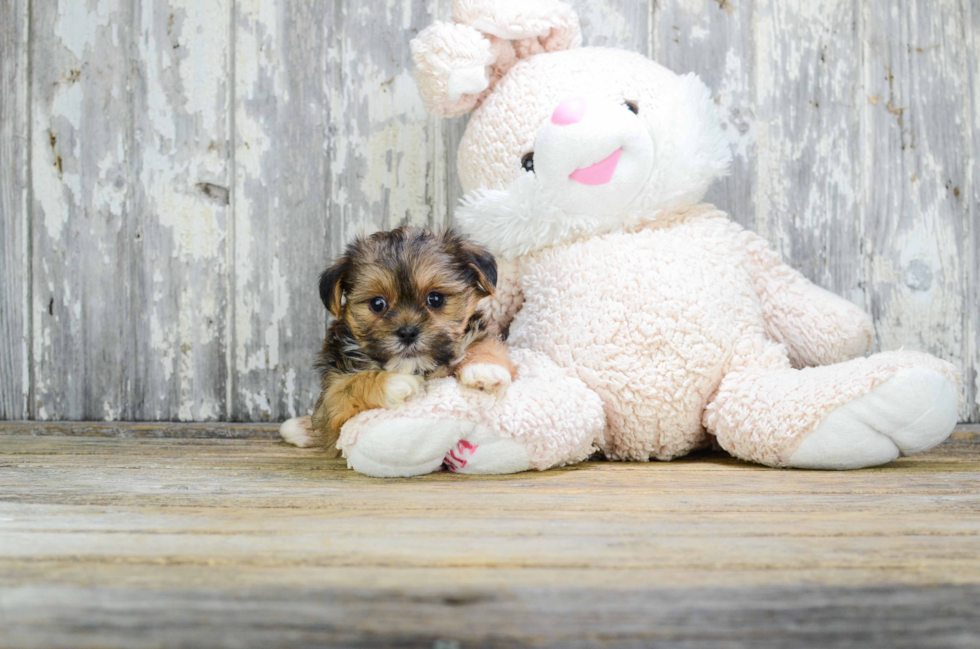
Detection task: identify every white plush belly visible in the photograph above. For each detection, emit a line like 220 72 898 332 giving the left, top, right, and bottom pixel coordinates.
509 226 766 450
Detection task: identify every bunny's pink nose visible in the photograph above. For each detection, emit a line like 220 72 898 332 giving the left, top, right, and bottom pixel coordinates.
551 97 588 125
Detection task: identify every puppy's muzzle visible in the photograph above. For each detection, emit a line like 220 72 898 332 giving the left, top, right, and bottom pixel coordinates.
395 326 420 346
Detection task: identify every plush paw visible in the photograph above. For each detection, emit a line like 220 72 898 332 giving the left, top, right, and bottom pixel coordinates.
788 367 959 470
458 362 512 397
383 373 424 408
280 416 314 448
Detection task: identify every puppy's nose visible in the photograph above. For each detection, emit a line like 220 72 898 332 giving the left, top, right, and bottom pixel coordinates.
395 326 419 344
551 97 587 125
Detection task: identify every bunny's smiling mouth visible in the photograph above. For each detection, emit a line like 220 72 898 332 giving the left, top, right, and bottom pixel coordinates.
569 148 623 186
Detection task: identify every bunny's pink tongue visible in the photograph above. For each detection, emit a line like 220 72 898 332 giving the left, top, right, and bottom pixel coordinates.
569 148 623 186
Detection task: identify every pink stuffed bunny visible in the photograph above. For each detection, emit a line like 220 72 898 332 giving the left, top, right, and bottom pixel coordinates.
282 0 960 477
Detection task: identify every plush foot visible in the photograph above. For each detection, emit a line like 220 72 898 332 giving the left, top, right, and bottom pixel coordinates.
280 416 314 448
345 417 466 478
706 350 960 469
787 367 959 470
458 362 512 397
443 425 530 474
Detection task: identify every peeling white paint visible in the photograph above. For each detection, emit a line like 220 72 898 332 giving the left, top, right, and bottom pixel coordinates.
32 114 69 241
353 65 432 227
18 0 977 424
578 0 637 49
264 255 290 370
174 0 229 135
689 25 709 41
157 189 225 261
51 81 83 130
715 49 754 161
282 367 298 418
94 147 126 216
54 0 117 60
103 400 122 421
151 311 177 383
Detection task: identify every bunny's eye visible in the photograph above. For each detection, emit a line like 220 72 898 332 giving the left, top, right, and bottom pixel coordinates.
624 100 639 115
521 152 535 173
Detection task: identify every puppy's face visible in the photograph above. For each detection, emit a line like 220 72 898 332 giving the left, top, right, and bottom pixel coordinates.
320 228 497 375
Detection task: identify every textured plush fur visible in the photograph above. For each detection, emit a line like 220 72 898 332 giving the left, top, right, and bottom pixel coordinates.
304 227 514 456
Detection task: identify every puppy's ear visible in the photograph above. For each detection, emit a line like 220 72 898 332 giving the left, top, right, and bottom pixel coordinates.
465 243 498 295
318 257 349 318
451 235 497 296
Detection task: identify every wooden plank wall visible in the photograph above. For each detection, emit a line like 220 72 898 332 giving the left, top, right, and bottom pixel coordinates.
0 0 977 423
0 0 30 420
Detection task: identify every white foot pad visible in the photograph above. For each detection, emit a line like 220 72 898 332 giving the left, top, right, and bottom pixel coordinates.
788 368 959 470
444 425 530 475
346 418 464 478
345 417 531 478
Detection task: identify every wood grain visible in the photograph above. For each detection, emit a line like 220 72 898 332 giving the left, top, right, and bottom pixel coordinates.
971 1 980 423
28 2 231 420
0 0 29 419
231 0 331 422
2 583 976 649
328 0 444 235
131 0 232 420
0 427 978 647
29 0 138 420
864 0 976 423
753 0 866 306
654 0 756 229
1 0 978 422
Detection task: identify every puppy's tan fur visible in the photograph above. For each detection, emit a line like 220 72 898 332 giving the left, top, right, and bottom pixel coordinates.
303 227 513 456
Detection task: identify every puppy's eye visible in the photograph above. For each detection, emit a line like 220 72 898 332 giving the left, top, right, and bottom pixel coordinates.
624 100 639 115
426 292 446 309
368 297 387 314
521 152 534 173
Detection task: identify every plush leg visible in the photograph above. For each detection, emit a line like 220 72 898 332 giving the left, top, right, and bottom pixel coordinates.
704 351 960 469
337 348 605 478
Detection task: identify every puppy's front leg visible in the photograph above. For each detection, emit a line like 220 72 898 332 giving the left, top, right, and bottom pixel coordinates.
456 338 516 397
311 370 423 457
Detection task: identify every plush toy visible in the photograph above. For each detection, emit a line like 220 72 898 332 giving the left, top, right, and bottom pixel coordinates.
282 0 960 477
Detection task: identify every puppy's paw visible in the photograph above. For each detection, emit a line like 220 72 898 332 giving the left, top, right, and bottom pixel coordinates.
459 362 512 397
383 373 424 408
280 416 314 448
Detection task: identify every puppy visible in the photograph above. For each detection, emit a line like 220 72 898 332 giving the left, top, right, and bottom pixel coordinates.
282 227 515 456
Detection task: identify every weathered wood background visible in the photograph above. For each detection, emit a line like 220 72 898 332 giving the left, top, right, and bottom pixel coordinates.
1 0 977 423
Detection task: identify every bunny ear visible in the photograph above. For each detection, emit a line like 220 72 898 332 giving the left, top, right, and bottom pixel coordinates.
411 22 500 117
453 0 582 56
411 1 581 117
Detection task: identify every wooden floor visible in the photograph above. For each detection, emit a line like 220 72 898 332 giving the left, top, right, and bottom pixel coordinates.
2 422 979 648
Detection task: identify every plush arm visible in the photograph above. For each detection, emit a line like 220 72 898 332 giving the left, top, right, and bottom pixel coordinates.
478 257 524 335
735 225 874 368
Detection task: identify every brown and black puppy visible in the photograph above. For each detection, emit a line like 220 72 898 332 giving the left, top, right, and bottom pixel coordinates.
282 227 515 456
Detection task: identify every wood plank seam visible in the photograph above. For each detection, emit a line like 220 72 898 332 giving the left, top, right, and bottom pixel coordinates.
25 0 35 421
226 0 238 422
